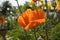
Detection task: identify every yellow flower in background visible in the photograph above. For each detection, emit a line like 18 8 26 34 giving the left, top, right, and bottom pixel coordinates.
44 7 47 10
47 2 52 8
56 0 60 5
30 0 35 5
51 7 54 10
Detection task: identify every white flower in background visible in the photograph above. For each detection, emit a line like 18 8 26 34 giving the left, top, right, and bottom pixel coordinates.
10 11 13 14
7 8 10 10
38 36 43 40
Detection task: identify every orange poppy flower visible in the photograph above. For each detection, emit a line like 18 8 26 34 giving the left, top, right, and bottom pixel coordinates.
56 5 60 10
32 0 38 2
18 9 46 30
0 16 5 24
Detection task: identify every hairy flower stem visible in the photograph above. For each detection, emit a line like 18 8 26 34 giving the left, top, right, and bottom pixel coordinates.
16 0 22 13
33 29 37 40
2 30 7 40
16 0 28 40
24 30 28 40
45 0 49 40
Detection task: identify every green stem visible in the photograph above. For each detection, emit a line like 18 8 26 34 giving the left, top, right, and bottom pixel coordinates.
45 27 48 40
24 30 28 40
16 0 28 40
16 0 22 13
33 29 37 40
45 0 49 17
2 35 6 40
45 0 49 40
2 31 7 40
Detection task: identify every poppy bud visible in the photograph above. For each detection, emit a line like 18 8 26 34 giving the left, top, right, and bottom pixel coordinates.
0 16 5 24
32 0 38 2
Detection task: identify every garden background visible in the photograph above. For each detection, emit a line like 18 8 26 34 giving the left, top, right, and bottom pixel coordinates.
0 0 60 40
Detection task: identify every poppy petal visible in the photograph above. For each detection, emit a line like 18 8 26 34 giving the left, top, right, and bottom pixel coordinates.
18 16 26 28
25 19 45 30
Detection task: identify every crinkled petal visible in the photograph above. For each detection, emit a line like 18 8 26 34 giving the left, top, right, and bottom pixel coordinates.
18 16 26 28
25 19 46 30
